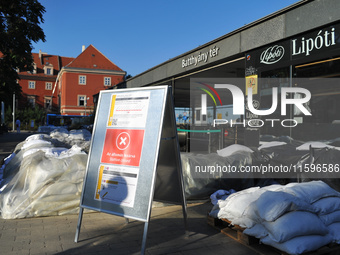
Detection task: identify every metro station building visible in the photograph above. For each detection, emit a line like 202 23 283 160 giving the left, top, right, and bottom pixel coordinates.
125 0 340 151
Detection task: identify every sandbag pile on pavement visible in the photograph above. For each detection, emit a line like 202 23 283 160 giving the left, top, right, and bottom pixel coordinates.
209 181 340 255
0 129 91 219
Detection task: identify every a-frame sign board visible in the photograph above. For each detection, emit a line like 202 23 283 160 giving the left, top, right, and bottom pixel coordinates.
75 85 187 254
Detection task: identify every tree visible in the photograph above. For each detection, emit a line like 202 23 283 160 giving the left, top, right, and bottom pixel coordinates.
0 0 46 107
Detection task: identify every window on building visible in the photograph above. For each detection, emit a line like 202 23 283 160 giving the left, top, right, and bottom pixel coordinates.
27 96 35 107
104 77 111 86
79 75 86 85
44 97 51 109
78 95 86 106
28 81 35 89
43 65 53 75
45 82 52 90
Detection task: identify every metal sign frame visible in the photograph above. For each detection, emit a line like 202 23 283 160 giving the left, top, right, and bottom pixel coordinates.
74 85 187 254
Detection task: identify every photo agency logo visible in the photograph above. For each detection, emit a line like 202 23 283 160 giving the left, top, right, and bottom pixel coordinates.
190 78 312 128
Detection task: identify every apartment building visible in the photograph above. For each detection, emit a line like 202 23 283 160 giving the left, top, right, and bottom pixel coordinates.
18 45 126 116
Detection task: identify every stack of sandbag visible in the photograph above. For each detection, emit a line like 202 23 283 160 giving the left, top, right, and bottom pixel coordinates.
210 181 340 255
0 145 87 219
312 196 340 244
50 128 91 152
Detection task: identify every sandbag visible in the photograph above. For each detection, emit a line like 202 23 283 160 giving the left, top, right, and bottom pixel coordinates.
0 147 87 219
312 197 340 215
319 210 340 226
252 191 318 222
261 234 332 255
262 211 328 243
284 181 340 204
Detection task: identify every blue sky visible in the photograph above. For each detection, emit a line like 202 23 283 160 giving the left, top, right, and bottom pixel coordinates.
32 0 300 76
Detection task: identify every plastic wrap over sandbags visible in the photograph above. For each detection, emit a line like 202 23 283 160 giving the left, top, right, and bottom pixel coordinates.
217 144 253 157
181 152 255 199
38 125 60 134
25 133 51 142
50 127 69 140
0 146 87 219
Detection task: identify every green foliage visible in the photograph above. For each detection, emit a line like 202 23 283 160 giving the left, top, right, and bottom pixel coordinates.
5 103 45 130
0 0 46 108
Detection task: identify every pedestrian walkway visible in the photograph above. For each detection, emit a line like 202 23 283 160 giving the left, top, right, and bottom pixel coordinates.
0 202 257 255
0 130 258 255
0 130 34 163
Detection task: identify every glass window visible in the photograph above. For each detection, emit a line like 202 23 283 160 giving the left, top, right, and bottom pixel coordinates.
28 97 35 107
104 77 111 86
78 95 85 106
45 82 52 90
44 98 51 109
28 81 35 89
79 76 86 85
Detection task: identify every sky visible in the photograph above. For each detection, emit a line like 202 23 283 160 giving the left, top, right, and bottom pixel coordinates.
32 0 301 76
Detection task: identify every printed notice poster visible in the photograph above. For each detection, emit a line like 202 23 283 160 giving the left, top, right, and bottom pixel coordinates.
94 91 150 208
94 165 138 207
245 74 258 95
101 128 145 167
107 92 150 128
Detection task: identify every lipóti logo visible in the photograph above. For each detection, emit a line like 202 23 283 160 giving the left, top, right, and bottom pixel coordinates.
260 45 285 64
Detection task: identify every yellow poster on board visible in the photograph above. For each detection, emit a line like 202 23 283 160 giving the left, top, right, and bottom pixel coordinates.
107 95 117 126
246 75 258 95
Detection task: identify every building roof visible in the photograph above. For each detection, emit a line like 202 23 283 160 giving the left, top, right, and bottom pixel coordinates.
66 44 123 71
18 51 74 79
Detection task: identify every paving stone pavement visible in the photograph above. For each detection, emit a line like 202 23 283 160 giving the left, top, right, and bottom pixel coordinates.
0 202 258 255
0 131 259 255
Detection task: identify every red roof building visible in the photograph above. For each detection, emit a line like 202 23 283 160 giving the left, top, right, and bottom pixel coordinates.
18 45 126 116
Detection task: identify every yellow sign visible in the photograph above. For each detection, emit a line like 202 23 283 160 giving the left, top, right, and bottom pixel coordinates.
217 113 222 119
246 75 258 95
107 95 117 126
95 165 105 200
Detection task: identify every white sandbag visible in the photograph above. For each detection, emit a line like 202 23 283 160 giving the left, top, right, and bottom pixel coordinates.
0 148 87 219
243 224 268 239
38 182 79 196
68 129 92 141
217 187 263 222
25 134 51 142
284 181 340 204
231 206 259 229
57 145 85 159
319 210 340 226
217 144 253 157
31 199 80 217
22 147 68 158
263 211 328 243
328 222 340 244
50 128 69 141
312 197 340 215
258 141 286 150
261 234 332 255
253 191 318 222
26 154 66 196
231 185 285 228
21 139 53 150
34 194 80 203
296 141 334 151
